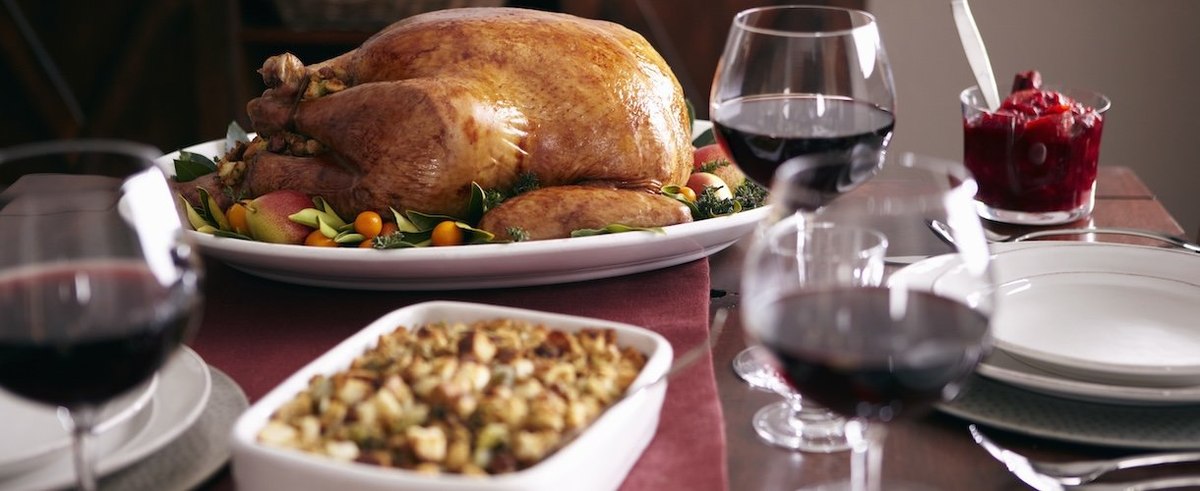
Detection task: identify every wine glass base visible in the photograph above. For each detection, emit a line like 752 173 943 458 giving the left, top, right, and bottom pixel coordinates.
752 401 851 453
732 346 775 388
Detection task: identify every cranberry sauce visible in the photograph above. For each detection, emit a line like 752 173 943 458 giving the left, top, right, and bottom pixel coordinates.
963 72 1105 213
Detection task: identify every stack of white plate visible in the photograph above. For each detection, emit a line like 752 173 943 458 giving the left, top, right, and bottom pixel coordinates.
0 348 213 490
892 241 1200 447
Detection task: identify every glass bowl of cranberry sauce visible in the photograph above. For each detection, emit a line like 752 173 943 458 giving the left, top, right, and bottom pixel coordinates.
961 71 1110 225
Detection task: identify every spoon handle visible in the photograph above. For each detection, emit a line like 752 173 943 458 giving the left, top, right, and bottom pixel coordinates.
951 0 1001 110
1010 227 1200 253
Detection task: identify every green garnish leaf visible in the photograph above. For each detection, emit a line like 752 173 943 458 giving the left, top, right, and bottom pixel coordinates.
512 172 541 196
317 215 342 239
311 196 346 228
333 232 365 244
406 210 461 231
697 159 730 174
223 185 246 202
457 222 495 244
195 187 230 230
466 182 490 225
173 151 217 183
389 207 421 233
372 231 418 249
506 227 530 242
734 180 768 211
570 224 664 238
692 128 715 147
178 194 210 231
695 186 741 218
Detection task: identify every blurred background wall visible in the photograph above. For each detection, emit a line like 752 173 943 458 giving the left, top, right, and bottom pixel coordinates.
2 0 1194 234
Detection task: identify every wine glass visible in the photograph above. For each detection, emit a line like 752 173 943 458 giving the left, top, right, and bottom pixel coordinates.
0 140 203 490
711 5 895 451
741 218 887 452
744 153 995 491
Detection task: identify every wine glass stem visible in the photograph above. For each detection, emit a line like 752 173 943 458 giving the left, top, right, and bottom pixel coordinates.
847 420 887 491
65 406 99 491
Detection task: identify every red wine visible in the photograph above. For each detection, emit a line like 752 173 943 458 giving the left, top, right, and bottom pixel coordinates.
0 260 195 408
713 94 894 210
752 287 989 422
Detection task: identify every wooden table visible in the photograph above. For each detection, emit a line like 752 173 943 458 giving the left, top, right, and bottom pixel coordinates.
189 165 1192 490
709 166 1194 490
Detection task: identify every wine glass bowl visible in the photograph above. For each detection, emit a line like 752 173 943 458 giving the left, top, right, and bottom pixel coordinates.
710 5 895 197
0 140 203 490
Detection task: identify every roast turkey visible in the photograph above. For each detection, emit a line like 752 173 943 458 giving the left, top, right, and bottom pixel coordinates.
179 7 695 240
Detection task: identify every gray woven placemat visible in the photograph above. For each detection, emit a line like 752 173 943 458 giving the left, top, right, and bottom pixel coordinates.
940 376 1200 449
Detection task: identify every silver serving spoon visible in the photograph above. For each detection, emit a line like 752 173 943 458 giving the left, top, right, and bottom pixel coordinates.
952 0 1000 110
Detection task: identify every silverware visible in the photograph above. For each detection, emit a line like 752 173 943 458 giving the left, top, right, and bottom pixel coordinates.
928 219 1200 253
970 424 1200 490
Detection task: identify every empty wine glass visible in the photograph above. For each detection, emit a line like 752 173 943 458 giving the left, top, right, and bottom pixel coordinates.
0 140 203 490
744 153 995 491
711 4 895 451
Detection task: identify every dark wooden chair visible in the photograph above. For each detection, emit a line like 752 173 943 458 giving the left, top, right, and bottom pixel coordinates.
0 0 241 148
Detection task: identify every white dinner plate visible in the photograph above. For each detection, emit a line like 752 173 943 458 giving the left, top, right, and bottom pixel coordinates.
927 242 1200 387
0 376 156 477
0 347 212 491
158 122 765 290
892 241 1200 400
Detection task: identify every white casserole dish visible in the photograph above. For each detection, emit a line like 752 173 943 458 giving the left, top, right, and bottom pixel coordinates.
230 301 672 491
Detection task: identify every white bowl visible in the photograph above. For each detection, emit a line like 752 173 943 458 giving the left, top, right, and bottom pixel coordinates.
230 301 673 491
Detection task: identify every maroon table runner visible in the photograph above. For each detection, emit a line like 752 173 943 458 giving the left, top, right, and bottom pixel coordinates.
189 257 728 491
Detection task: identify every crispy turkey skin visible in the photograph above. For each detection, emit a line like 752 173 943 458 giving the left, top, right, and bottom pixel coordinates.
177 7 694 240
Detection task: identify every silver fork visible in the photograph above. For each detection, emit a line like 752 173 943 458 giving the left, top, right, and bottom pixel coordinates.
970 425 1200 490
